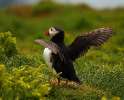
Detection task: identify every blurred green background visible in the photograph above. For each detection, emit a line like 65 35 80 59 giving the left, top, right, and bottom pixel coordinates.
0 0 124 100
0 0 124 55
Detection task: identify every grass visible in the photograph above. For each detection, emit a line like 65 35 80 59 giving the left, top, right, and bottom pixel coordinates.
0 2 124 100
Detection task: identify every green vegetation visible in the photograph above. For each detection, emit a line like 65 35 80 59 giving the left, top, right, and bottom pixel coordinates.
0 64 51 100
0 2 124 100
0 32 51 99
0 32 17 57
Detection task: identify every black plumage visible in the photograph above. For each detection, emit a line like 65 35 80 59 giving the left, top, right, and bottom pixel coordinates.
35 27 112 84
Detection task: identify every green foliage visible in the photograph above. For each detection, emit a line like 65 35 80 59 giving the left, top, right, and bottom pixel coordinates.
0 54 41 68
75 59 124 98
0 32 43 68
33 2 59 15
0 64 51 100
0 31 51 99
0 32 17 57
47 85 105 100
0 2 124 100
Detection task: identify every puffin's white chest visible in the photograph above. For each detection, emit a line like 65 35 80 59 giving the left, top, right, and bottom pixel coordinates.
43 48 52 67
43 48 56 74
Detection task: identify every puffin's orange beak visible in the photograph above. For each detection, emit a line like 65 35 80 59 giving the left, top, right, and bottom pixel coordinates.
44 31 49 36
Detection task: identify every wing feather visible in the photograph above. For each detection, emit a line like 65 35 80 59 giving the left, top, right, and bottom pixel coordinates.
34 39 65 61
68 27 112 61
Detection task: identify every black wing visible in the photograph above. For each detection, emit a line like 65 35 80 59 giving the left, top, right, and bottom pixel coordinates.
68 27 113 61
34 39 64 61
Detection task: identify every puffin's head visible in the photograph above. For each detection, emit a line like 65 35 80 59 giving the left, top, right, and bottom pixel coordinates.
45 27 64 38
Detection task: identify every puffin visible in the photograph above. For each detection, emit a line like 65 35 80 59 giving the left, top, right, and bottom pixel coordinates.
35 27 112 84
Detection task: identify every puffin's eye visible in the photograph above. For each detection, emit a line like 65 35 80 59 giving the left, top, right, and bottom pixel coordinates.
51 28 53 31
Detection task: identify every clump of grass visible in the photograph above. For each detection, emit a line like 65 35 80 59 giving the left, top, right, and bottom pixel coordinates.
75 59 124 98
47 84 109 100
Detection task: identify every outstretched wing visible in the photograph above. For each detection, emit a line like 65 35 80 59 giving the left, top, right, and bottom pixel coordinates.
68 27 113 61
34 39 64 61
35 39 59 54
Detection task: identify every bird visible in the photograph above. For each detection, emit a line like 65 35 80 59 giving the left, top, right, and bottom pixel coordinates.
35 27 112 84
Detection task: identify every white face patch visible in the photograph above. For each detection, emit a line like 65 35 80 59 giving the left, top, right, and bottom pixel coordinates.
49 27 59 37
